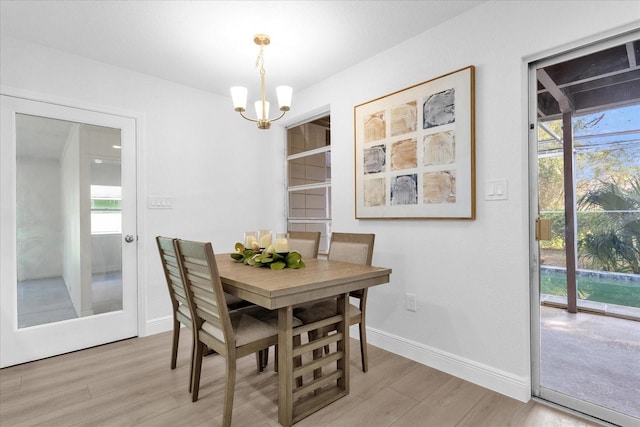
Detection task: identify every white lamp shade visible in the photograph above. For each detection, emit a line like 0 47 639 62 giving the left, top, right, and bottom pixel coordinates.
276 86 293 109
230 86 248 110
254 100 270 120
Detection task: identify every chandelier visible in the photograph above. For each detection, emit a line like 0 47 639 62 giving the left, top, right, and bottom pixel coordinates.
230 34 292 130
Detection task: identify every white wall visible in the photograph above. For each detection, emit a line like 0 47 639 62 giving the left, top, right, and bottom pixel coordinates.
282 0 639 401
78 125 93 317
61 124 82 315
1 0 638 403
16 157 62 280
87 126 121 276
1 35 286 326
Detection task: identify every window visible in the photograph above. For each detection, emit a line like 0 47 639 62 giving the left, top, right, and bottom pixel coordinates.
286 115 331 253
90 185 121 234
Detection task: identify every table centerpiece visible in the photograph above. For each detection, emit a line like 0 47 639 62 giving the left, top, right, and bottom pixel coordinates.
230 242 305 270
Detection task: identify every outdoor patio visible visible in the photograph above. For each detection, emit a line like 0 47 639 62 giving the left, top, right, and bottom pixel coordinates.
540 306 640 419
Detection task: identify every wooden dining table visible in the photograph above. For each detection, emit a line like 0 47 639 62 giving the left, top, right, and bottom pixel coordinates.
215 254 391 426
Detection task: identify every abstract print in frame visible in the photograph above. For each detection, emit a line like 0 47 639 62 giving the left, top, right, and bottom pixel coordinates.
354 65 475 219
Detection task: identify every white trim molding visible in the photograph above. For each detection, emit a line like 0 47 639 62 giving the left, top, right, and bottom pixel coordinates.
144 316 174 337
363 326 531 403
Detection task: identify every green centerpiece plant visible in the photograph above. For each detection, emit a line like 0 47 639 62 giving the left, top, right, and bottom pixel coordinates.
230 243 305 270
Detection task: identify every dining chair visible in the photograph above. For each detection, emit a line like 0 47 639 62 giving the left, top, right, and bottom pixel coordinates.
156 236 197 392
288 231 321 258
293 232 375 372
156 236 256 391
174 238 291 426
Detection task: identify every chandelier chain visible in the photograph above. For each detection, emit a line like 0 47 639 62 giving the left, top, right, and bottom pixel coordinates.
256 46 265 75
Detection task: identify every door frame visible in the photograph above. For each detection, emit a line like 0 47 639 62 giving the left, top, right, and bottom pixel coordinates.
527 28 640 426
0 86 147 367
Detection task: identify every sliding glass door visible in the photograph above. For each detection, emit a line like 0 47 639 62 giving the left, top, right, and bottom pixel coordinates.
530 34 640 426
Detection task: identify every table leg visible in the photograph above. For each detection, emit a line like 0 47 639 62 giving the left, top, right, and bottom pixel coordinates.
337 293 350 394
279 295 350 425
278 306 294 427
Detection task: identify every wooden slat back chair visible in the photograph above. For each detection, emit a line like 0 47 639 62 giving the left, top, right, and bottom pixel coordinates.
293 232 375 372
157 236 255 387
156 236 196 391
288 231 321 259
174 239 280 426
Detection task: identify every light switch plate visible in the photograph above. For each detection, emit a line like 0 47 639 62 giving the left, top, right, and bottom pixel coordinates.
148 196 173 209
406 293 417 312
485 179 508 201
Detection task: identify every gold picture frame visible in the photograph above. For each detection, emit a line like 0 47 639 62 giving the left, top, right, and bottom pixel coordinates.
354 65 475 219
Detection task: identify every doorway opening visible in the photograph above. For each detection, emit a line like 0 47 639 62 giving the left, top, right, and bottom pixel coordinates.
531 36 640 425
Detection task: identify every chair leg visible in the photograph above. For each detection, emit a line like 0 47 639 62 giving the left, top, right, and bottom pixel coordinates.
192 341 205 402
171 318 180 369
307 329 324 392
359 321 368 372
322 326 330 354
256 349 268 372
189 336 196 392
274 344 278 373
293 335 303 388
222 357 237 427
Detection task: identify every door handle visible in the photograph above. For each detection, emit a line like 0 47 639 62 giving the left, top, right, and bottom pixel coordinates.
535 218 552 241
124 235 136 243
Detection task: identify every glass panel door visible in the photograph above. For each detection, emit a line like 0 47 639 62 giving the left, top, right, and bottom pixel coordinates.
1 95 138 368
16 115 124 327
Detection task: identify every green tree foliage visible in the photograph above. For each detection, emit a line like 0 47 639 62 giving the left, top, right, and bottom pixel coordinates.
576 148 639 197
577 177 640 274
537 120 567 251
537 110 640 266
538 156 564 212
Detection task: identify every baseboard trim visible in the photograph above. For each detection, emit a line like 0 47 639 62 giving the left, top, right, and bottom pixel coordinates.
143 317 530 401
364 325 531 402
143 315 173 336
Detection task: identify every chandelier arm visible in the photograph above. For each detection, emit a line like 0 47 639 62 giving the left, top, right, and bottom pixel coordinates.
270 110 287 123
238 110 260 123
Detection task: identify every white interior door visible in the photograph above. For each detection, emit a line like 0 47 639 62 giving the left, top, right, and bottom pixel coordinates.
0 95 138 368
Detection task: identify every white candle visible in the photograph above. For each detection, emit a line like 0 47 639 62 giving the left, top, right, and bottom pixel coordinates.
244 232 257 249
275 237 289 252
259 230 272 248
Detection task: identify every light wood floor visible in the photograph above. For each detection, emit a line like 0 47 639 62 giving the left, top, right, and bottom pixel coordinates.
0 328 602 427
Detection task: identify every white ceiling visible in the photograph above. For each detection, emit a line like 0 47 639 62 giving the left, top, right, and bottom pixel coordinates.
0 0 486 99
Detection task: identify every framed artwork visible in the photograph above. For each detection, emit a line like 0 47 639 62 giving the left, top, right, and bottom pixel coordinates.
354 65 475 219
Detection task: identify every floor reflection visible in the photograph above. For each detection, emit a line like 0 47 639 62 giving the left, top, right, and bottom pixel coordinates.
17 272 122 328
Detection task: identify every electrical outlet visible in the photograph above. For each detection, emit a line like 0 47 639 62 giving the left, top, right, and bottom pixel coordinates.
406 293 417 312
